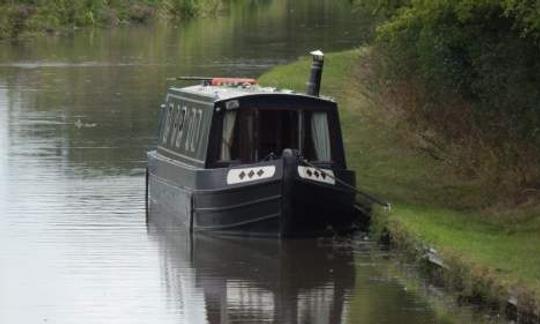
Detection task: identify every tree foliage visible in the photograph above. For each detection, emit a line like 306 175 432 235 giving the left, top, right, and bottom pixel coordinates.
353 0 540 192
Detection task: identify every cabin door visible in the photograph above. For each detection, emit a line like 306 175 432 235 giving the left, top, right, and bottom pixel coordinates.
257 109 299 160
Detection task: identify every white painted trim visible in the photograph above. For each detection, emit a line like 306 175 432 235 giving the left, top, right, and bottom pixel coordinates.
166 93 215 106
227 166 276 185
297 166 335 185
157 146 205 163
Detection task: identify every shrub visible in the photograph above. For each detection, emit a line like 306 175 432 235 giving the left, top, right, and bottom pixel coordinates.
363 0 540 202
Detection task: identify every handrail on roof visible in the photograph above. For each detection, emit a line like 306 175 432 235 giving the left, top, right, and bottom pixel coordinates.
167 76 257 87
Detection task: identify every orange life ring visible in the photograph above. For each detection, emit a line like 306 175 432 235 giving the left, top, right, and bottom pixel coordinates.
210 78 257 87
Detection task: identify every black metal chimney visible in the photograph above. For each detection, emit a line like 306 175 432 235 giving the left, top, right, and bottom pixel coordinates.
306 50 325 96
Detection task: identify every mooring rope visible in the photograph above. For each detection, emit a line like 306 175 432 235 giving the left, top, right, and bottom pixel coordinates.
298 157 392 211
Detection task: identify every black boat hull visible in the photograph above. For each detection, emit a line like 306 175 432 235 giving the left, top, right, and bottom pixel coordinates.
147 151 357 237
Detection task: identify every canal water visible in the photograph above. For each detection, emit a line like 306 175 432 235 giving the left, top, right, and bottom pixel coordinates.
0 1 497 323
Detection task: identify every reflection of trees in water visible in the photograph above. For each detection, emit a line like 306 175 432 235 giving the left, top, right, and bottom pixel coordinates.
147 223 355 323
0 0 366 175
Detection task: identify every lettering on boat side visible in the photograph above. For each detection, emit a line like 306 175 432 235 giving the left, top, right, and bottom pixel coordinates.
160 94 208 160
226 166 276 185
174 106 187 148
161 103 174 144
297 166 335 185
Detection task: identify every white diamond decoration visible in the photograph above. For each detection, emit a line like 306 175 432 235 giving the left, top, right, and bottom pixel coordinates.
227 166 276 185
297 166 335 185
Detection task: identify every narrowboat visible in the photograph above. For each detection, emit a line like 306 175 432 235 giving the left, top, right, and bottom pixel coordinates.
146 50 361 237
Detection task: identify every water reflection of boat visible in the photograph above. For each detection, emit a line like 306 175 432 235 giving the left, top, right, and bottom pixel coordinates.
147 223 355 323
146 50 361 237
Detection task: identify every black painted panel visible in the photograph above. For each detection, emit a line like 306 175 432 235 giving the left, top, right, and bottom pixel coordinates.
194 197 281 229
194 182 282 209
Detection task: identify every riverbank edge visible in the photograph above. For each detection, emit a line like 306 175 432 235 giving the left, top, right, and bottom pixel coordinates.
258 49 540 323
372 208 540 323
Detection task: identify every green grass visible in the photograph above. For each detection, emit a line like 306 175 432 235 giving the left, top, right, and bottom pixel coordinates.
259 49 540 310
261 49 486 209
396 204 540 290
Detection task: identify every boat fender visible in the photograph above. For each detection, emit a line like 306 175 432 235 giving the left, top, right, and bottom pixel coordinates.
282 148 294 159
281 148 298 235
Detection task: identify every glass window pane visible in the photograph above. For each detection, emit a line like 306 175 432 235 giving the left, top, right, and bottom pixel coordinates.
220 110 237 160
310 112 331 161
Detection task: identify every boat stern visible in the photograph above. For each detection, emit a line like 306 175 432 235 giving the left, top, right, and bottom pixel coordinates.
280 150 357 237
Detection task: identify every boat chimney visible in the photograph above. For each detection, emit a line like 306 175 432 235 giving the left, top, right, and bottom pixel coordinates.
306 50 325 97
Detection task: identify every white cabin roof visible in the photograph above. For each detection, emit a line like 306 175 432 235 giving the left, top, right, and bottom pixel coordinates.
170 85 335 103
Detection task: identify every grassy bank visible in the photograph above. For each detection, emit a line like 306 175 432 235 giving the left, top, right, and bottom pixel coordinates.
0 0 223 40
259 49 540 320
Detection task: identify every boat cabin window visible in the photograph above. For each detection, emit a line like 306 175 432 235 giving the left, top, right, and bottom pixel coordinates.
220 109 256 162
303 111 332 161
216 107 333 165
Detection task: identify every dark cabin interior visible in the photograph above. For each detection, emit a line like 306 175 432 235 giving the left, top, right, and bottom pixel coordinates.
258 110 299 159
215 107 334 166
